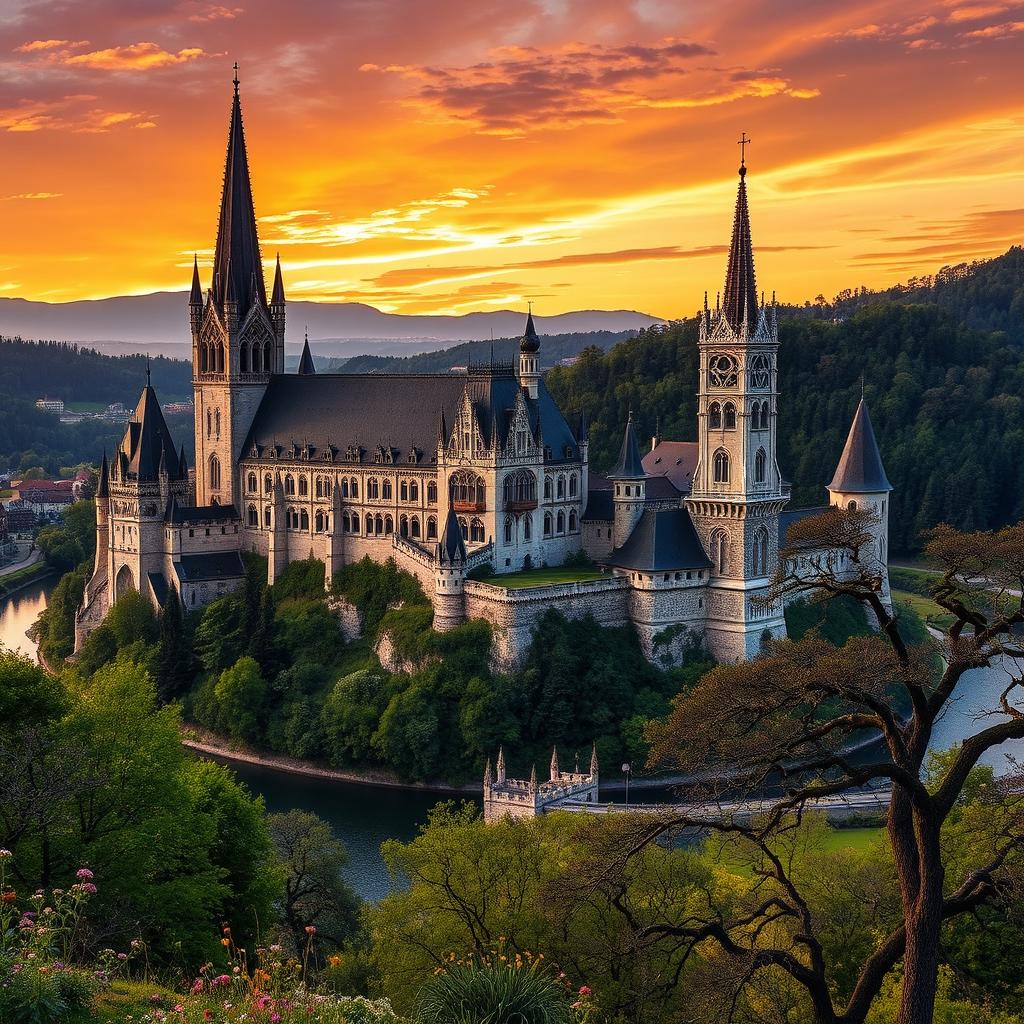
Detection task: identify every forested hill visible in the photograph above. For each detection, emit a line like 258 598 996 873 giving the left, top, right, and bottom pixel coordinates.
333 329 635 373
0 337 192 404
804 246 1024 340
546 302 1024 554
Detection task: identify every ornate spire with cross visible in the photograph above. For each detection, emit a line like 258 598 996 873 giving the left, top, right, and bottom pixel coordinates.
738 131 751 173
232 61 239 94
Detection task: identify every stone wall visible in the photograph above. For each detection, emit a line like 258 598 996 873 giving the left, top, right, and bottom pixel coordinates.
464 575 631 671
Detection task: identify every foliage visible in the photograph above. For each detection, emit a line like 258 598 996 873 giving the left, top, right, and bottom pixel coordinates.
35 500 96 573
784 593 871 645
332 557 430 636
273 557 327 603
36 563 89 665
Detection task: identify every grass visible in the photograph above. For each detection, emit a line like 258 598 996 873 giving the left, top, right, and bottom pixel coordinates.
892 590 955 633
818 826 885 854
488 567 607 590
0 560 51 595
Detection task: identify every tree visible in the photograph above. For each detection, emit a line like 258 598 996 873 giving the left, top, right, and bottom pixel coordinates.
151 586 192 702
267 810 361 955
214 656 266 743
635 509 1024 1024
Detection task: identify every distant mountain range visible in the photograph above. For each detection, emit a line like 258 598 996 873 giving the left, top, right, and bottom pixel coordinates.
0 292 663 360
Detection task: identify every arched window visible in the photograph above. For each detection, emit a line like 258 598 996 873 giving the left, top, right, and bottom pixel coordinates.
761 404 771 430
410 481 419 502
427 516 438 540
504 515 514 544
298 476 308 497
284 474 295 496
300 509 309 530
263 340 272 373
366 513 374 534
451 471 485 508
215 408 221 438
713 530 728 575
342 512 350 532
264 506 271 527
755 447 767 483
350 478 358 498
341 478 349 497
411 516 421 539
848 500 858 511
209 454 221 490
316 477 324 498
523 514 532 540
315 511 324 532
400 514 409 538
557 510 565 534
568 474 578 498
375 513 384 534
400 481 408 501
544 512 552 537
544 477 553 500
264 473 273 494
458 516 468 541
713 449 730 484
241 343 250 373
471 518 485 542
723 403 736 429
709 402 722 429
350 512 359 534
382 480 392 500
384 514 393 535
569 509 578 531
427 481 437 504
247 472 257 492
503 470 537 506
207 409 212 437
247 504 258 526
367 478 379 500
754 526 769 576
557 475 565 499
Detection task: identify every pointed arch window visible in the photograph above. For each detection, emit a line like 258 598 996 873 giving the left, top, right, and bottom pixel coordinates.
350 478 358 499
366 513 374 534
543 512 552 538
713 530 728 575
341 478 349 498
713 449 730 484
753 526 769 576
247 504 258 527
247 472 257 493
708 402 722 430
523 513 532 540
315 511 324 532
300 509 309 531
723 403 736 430
264 473 273 494
264 506 272 527
384 514 393 535
427 515 438 540
504 515 514 544
400 481 408 501
411 516 421 539
557 510 565 534
284 474 295 496
569 509 578 532
470 518 485 542
375 513 384 534
298 475 308 497
400 514 409 538
568 474 578 498
410 481 419 502
755 447 767 484
263 340 273 373
382 480 392 500
240 344 250 373
458 516 469 541
544 477 553 500
427 481 437 504
367 478 379 500
557 475 565 499
209 454 221 491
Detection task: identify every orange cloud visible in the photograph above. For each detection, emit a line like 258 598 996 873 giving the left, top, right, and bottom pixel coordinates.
15 39 89 53
962 19 1024 35
1 192 63 200
185 4 244 21
61 42 208 71
0 97 156 133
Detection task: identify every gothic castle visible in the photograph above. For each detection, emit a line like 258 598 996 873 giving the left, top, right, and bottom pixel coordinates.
76 77 893 666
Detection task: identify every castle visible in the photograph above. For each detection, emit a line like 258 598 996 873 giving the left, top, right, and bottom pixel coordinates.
76 75 893 666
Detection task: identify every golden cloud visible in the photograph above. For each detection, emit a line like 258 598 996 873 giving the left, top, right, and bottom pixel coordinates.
1 192 63 200
15 39 89 53
40 42 209 71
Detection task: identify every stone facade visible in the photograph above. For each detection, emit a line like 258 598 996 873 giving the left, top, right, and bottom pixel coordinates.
484 746 600 823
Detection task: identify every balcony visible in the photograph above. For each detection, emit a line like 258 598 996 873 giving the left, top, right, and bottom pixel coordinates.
505 498 538 512
453 499 487 513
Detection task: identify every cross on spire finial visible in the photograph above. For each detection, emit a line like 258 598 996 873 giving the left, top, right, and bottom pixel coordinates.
738 132 751 175
146 354 151 386
232 62 239 94
861 373 866 400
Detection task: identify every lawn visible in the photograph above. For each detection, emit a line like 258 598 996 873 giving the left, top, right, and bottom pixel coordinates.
892 590 954 633
818 826 885 854
488 566 608 589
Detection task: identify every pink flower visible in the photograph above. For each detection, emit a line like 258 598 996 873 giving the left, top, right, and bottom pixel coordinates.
190 979 204 995
173 1005 184 1013
578 985 592 996
76 868 94 880
203 1011 214 1022
79 882 97 895
211 974 231 988
304 925 316 934
255 995 272 1010
271 1014 281 1024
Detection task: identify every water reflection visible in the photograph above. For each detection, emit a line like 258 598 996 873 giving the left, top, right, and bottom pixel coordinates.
0 578 52 657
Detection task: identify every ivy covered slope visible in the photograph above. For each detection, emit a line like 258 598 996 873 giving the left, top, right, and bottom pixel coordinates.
47 550 711 784
547 248 1024 554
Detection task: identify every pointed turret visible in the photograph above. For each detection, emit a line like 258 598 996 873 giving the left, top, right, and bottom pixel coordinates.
828 399 892 494
590 742 599 777
519 307 541 398
549 746 559 781
211 71 266 317
437 408 448 449
437 506 467 564
529 764 538 793
608 411 645 480
178 444 188 481
496 746 506 784
96 451 109 499
271 253 285 305
722 160 758 333
297 331 316 375
483 759 492 787
520 309 540 354
189 255 203 306
116 382 181 482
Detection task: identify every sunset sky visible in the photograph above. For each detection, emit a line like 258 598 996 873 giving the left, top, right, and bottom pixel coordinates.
0 0 1021 318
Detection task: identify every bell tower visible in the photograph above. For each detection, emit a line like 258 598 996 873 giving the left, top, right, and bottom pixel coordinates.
191 67 284 509
686 139 787 660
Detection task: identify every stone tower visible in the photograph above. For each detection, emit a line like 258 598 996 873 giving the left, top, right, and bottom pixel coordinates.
828 397 893 604
191 70 284 509
608 412 646 549
686 153 787 660
519 308 541 399
433 506 467 631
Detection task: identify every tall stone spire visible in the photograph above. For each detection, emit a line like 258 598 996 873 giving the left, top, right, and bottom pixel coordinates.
271 253 285 305
189 254 203 306
96 450 109 499
828 399 892 494
297 330 316 375
549 745 559 781
211 69 266 316
722 157 758 333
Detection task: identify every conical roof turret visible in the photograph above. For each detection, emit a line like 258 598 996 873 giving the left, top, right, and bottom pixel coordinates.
520 308 540 353
297 330 316 375
828 398 892 494
722 160 758 332
211 70 266 316
608 411 645 480
96 451 109 499
436 506 467 565
271 253 285 305
189 255 203 306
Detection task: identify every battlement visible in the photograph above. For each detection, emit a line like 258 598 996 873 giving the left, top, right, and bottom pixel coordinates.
483 745 600 822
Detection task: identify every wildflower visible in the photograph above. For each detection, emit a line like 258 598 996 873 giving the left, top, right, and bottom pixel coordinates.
190 980 204 995
269 944 282 953
572 1000 582 1010
270 1015 281 1024
304 925 316 935
579 985 592 996
79 882 98 895
1 891 16 904
212 974 231 988
327 954 342 968
0 848 11 859
117 952 128 961
173 1005 184 1013
221 938 231 947
76 868 94 880
203 1012 213 1022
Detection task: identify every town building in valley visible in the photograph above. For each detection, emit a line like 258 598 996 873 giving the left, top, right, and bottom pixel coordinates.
76 76 892 665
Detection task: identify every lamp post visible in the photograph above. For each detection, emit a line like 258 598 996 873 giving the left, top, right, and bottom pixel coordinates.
622 762 631 809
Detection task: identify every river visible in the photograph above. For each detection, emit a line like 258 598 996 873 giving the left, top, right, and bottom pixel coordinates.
3 578 1024 900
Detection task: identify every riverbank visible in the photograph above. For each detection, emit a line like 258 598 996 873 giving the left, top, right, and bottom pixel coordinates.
0 561 53 599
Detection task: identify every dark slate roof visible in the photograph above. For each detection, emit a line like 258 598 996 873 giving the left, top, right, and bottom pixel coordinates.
778 506 830 548
828 399 892 493
189 255 203 305
297 335 316 375
645 475 682 502
211 78 266 316
520 310 540 353
165 499 238 525
271 254 285 305
173 551 247 583
96 451 109 499
609 508 711 571
148 572 168 606
582 479 613 522
243 371 581 466
608 414 645 479
643 441 698 494
437 506 466 564
114 385 181 482
722 165 759 331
